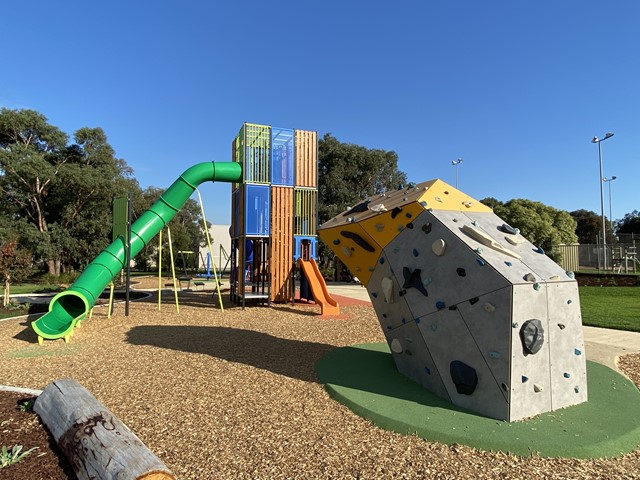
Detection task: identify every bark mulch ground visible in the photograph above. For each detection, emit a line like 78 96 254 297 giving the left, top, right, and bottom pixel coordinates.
0 278 639 479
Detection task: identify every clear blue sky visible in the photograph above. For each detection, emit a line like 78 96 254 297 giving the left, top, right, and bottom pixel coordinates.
2 1 638 226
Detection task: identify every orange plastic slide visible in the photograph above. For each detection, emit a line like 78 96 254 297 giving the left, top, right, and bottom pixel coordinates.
296 258 340 316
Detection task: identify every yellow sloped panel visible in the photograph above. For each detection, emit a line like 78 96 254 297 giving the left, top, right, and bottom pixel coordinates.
358 201 426 249
415 179 492 213
318 223 381 287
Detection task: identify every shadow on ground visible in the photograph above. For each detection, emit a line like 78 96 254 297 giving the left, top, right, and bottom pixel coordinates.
126 325 335 383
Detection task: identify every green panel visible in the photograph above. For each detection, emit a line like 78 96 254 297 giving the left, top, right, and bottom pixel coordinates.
112 197 129 242
243 123 271 183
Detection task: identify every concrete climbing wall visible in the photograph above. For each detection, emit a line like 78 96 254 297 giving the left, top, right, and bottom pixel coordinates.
319 180 588 422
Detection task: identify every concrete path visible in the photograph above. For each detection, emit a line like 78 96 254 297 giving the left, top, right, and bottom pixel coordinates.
325 282 639 373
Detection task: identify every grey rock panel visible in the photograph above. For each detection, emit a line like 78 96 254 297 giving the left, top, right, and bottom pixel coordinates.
546 282 588 410
367 250 416 330
385 211 509 320
462 211 572 283
416 308 510 420
384 321 451 401
456 286 513 404
509 283 552 421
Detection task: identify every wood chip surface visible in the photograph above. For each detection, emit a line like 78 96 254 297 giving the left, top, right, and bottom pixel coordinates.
0 277 638 479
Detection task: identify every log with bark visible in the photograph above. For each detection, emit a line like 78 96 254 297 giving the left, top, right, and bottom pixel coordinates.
34 378 175 480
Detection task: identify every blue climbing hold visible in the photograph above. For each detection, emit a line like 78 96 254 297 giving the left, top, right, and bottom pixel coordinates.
564 372 571 378
575 348 582 356
413 248 419 257
521 376 528 383
379 257 385 264
333 239 341 245
436 301 446 310
505 261 513 267
425 367 431 375
476 258 486 266
372 292 378 298
406 212 412 218
566 271 575 279
489 351 501 359
536 246 545 254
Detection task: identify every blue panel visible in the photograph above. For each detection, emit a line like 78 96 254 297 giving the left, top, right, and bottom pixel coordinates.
271 127 294 186
245 184 270 236
294 236 317 260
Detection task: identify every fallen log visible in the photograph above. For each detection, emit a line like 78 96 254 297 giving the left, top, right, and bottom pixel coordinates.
34 378 175 480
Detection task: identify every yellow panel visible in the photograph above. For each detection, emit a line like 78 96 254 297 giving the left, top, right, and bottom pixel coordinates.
415 180 492 213
318 223 381 286
358 201 426 249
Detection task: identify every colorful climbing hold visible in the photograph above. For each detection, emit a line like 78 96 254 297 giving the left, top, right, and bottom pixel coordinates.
489 351 501 359
534 384 544 393
379 257 385 264
483 303 496 313
533 282 541 291
476 258 486 266
505 261 513 267
564 372 571 379
524 273 536 283
333 239 341 245
405 212 412 218
425 367 431 375
574 348 582 356
521 376 528 383
436 301 446 310
536 246 545 254
413 248 419 257
566 271 575 279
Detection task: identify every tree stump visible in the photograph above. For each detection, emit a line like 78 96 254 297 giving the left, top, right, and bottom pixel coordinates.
34 378 175 480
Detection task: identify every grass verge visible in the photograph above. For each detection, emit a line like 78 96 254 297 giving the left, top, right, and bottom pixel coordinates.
580 286 640 332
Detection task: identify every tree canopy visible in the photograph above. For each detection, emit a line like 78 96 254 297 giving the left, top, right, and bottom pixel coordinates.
481 198 578 263
0 108 138 275
617 210 640 234
318 133 407 224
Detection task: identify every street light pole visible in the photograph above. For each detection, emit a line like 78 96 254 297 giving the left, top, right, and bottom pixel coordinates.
603 176 617 233
592 132 614 270
451 158 463 189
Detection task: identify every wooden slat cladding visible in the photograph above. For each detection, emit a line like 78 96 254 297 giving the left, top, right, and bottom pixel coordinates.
270 186 294 302
295 130 317 187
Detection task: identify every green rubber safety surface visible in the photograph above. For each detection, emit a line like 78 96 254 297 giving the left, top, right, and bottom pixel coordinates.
315 343 640 459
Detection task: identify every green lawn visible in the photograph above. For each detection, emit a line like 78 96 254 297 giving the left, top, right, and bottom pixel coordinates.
580 286 640 332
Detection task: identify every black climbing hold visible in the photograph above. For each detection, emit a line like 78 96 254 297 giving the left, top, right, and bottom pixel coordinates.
406 222 414 229
501 223 518 235
501 383 508 392
415 318 420 324
456 268 466 277
557 323 566 330
425 367 431 375
422 222 432 234
340 230 375 252
450 361 478 395
469 297 479 305
448 305 458 311
405 349 413 356
342 200 370 216
391 207 403 219
520 319 545 356
412 249 419 257
402 267 428 296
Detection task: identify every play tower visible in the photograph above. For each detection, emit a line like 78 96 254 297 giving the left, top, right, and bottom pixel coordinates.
229 122 322 307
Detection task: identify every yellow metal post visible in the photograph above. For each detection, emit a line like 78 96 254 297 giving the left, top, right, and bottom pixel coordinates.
167 227 180 313
196 187 224 312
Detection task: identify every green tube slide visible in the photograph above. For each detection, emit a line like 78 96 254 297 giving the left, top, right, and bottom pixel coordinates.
32 162 242 343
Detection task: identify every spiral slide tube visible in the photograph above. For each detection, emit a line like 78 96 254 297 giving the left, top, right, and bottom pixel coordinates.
32 162 242 343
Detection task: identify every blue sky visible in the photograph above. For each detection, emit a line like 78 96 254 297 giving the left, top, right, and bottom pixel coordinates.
2 1 638 226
